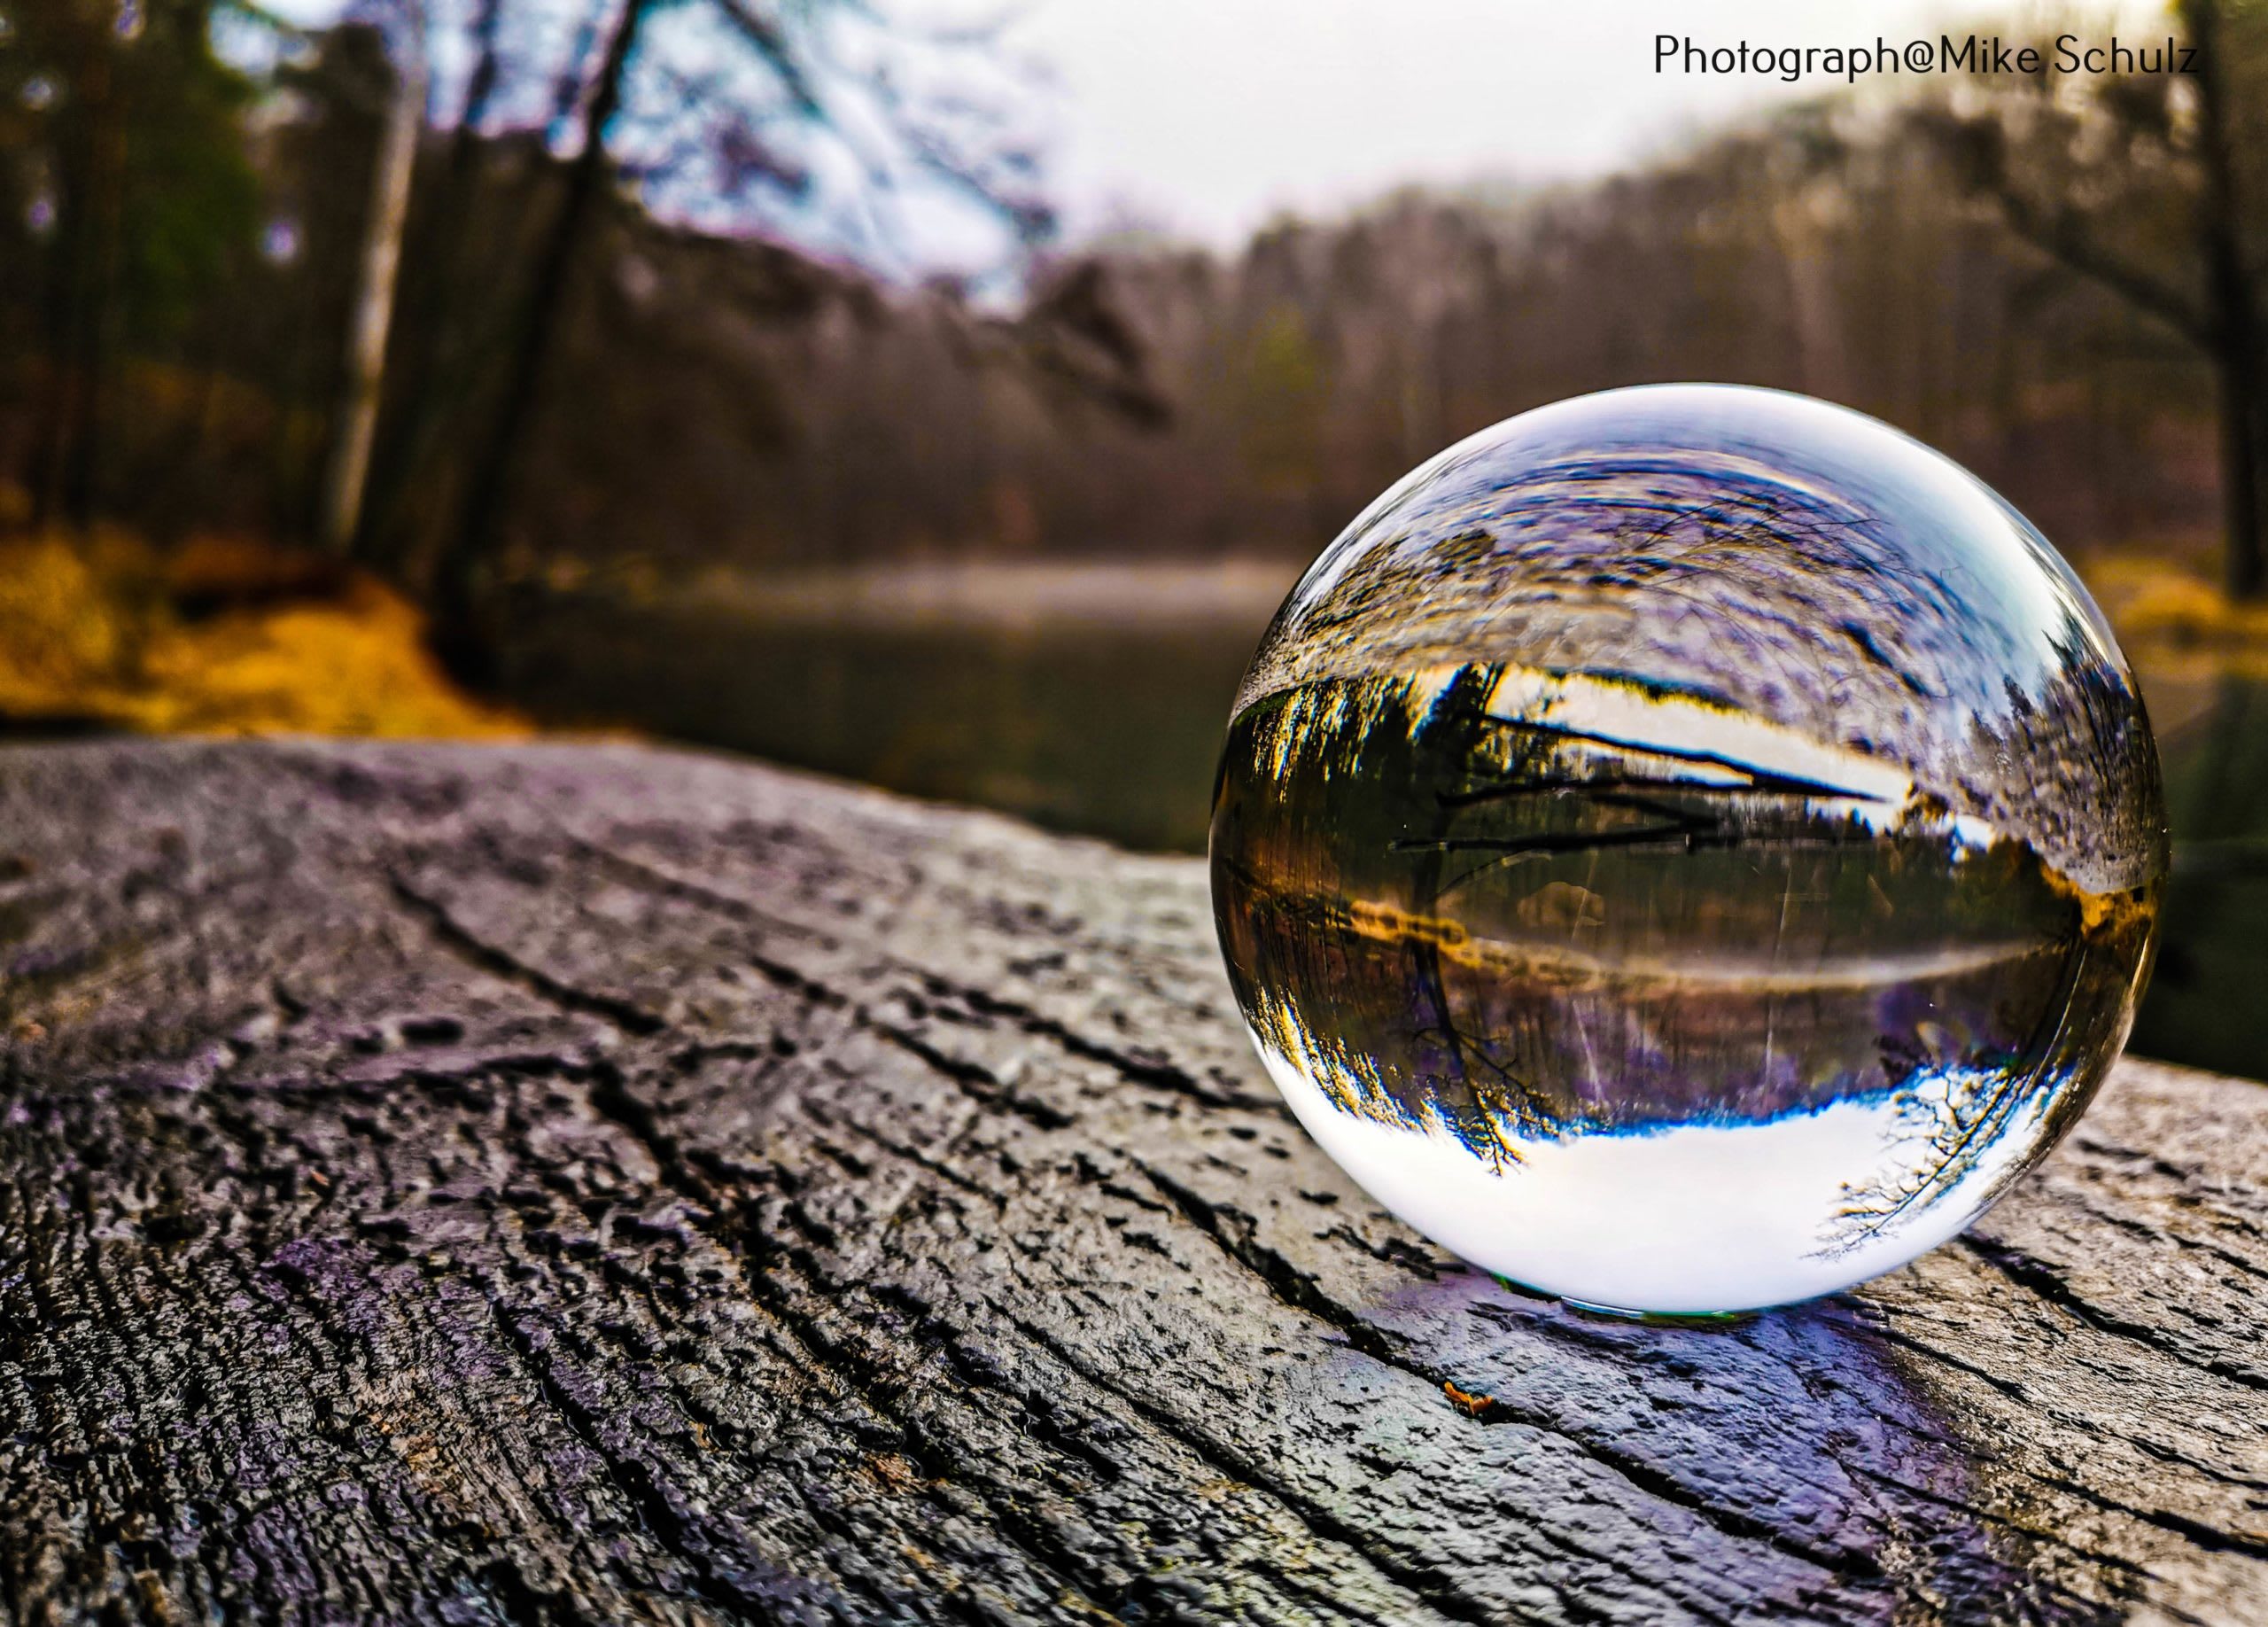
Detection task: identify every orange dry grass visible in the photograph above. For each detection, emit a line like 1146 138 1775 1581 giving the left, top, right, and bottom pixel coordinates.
2090 553 2268 680
0 531 527 738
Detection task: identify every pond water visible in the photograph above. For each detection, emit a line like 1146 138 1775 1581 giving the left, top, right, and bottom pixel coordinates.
2131 669 2268 1079
500 576 2267 1082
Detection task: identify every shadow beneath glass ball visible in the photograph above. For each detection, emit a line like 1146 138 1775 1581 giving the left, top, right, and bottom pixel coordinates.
1352 1267 2124 1624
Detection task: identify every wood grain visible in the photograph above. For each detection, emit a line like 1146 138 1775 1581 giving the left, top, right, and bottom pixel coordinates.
0 740 2261 1625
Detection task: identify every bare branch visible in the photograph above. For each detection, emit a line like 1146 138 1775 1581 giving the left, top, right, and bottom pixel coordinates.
1989 183 2216 350
707 0 822 116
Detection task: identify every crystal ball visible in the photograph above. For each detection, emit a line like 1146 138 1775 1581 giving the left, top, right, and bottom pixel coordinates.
1209 385 2166 1314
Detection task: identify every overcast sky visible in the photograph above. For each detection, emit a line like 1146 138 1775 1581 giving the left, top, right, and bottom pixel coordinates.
1008 0 2167 247
253 0 2169 265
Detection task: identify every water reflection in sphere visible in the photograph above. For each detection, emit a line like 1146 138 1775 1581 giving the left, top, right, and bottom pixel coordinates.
1208 385 2166 1314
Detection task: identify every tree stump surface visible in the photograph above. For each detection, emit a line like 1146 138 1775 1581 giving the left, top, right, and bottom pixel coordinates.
0 739 2262 1627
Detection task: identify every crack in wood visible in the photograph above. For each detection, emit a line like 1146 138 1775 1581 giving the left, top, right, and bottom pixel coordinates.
0 742 2257 1626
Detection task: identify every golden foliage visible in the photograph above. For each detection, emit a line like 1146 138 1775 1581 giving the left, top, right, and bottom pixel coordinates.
0 531 527 738
2090 553 2268 681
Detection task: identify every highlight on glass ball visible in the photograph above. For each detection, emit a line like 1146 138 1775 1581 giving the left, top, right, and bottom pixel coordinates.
1208 384 2167 1316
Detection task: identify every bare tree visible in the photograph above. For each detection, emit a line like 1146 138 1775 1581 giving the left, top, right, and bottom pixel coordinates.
434 0 649 663
317 3 424 555
29 0 130 532
1918 0 2267 596
419 0 1072 672
2186 0 2265 598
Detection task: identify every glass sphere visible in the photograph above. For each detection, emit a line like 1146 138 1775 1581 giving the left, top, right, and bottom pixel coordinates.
1209 385 2166 1314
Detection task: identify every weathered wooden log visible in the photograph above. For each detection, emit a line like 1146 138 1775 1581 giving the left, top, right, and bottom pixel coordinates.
0 739 2261 1626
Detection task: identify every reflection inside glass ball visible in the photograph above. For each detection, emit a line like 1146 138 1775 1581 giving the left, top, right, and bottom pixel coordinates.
1208 385 2165 1314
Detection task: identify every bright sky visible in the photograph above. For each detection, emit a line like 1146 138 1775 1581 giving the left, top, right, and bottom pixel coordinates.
1009 0 2171 246
250 0 2170 265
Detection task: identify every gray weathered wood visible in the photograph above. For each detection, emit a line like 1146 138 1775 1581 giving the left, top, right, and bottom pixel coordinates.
0 738 2262 1626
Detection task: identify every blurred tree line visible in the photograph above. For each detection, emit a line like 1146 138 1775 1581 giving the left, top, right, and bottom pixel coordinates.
0 0 2264 670
0 0 1083 668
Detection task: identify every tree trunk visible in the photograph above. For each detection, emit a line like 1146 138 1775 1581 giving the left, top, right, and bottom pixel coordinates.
29 19 123 533
2205 349 2266 599
318 37 426 557
0 737 2263 1625
433 0 649 679
2182 0 2267 599
353 0 505 577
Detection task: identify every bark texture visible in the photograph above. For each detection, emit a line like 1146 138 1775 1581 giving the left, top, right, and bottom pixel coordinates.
0 739 2262 1627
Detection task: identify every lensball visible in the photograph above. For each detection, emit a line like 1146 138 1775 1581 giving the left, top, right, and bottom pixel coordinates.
1209 384 2166 1314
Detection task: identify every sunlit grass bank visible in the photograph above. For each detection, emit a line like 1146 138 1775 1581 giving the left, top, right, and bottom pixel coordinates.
2089 554 2268 681
0 531 526 739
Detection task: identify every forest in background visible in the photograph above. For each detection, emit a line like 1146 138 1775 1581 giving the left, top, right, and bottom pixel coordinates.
6 0 2268 1078
0 0 2264 641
